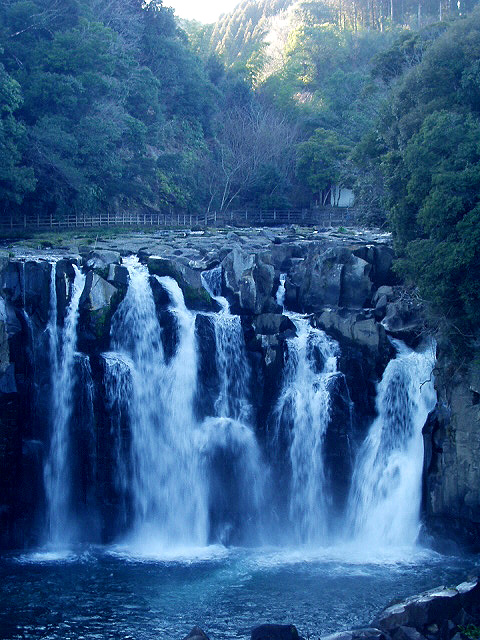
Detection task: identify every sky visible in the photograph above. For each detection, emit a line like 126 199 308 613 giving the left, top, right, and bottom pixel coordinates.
165 0 240 23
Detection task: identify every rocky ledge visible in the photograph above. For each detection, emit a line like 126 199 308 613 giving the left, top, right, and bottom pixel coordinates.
183 577 480 640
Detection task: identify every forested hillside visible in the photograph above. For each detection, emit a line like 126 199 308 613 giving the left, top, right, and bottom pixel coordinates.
0 0 222 218
363 11 480 334
2 0 480 339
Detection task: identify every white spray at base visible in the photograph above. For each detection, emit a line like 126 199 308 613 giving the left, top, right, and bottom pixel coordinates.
347 339 437 547
44 263 86 546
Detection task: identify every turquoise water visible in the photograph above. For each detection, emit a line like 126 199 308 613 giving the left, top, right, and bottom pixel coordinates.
1 545 477 639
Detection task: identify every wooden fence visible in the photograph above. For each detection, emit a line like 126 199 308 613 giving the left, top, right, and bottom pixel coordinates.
0 207 368 231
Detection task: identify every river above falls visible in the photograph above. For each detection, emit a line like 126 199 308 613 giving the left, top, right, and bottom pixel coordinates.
1 545 477 640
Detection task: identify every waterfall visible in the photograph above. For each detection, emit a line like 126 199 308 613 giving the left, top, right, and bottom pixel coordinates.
271 315 339 544
44 263 86 546
201 265 228 312
200 266 265 543
347 339 437 547
198 416 265 545
213 313 252 424
276 273 287 309
102 351 134 528
201 266 252 423
110 257 208 549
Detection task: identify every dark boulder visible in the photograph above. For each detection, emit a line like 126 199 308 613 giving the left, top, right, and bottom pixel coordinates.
391 626 427 640
253 314 295 336
251 624 302 640
86 249 121 270
182 627 210 640
107 264 129 288
374 578 480 632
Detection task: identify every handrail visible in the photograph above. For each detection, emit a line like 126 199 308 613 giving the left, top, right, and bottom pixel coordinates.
0 207 379 231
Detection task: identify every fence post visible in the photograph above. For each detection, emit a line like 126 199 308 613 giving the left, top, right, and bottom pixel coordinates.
37 214 40 228
274 209 276 222
50 213 52 228
214 211 217 225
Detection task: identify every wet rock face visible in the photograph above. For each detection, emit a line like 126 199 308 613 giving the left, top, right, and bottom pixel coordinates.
222 248 276 314
423 358 480 550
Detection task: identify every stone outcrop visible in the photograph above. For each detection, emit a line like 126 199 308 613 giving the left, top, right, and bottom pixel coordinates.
316 309 388 353
147 255 218 311
86 249 121 270
423 354 480 549
373 578 480 640
222 248 277 314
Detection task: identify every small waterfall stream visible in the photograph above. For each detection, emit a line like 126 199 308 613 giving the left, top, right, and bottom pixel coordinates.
44 262 86 546
347 339 437 547
271 315 340 544
201 265 252 423
109 257 208 549
200 266 265 543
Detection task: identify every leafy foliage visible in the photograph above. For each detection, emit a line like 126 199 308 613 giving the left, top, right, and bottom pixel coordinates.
0 56 35 212
361 9 480 330
0 0 228 219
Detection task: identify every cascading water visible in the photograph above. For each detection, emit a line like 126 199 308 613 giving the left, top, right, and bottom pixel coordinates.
33 254 438 554
109 257 208 549
101 351 134 528
201 266 227 312
44 262 86 546
276 273 287 309
201 266 252 423
347 339 437 547
200 266 265 543
271 315 340 544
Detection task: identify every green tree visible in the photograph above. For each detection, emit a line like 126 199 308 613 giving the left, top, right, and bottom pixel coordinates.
296 127 349 204
369 9 480 331
0 58 35 217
